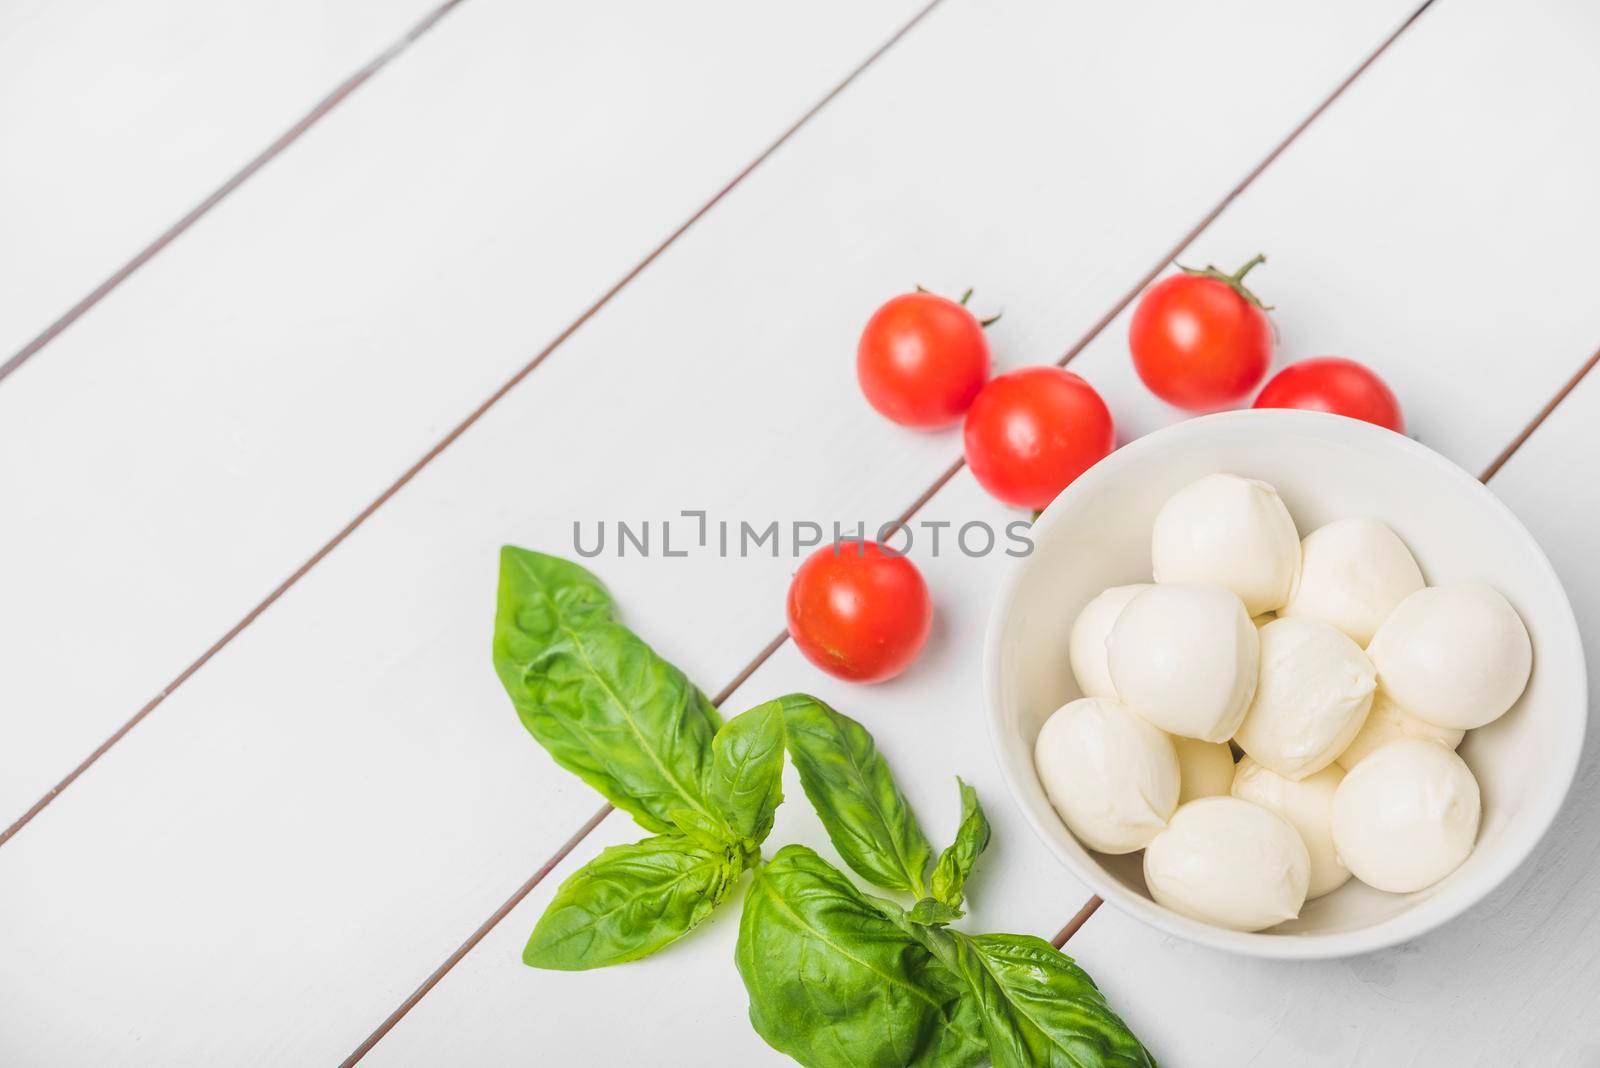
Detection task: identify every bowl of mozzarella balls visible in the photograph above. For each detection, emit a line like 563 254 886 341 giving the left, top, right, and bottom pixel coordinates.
984 410 1585 958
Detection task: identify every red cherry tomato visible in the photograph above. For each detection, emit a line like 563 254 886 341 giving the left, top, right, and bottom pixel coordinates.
857 291 991 429
1129 254 1273 410
963 366 1115 511
787 541 932 683
1253 357 1404 432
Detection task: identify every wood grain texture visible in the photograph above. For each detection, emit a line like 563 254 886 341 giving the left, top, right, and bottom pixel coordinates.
0 1 1418 1062
0 0 447 359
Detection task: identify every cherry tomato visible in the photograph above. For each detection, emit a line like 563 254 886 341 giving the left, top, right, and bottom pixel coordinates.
1129 254 1273 410
857 291 991 429
963 366 1115 511
1253 357 1404 432
787 541 932 683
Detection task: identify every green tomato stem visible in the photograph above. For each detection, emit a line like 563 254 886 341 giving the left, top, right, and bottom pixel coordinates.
1177 251 1273 311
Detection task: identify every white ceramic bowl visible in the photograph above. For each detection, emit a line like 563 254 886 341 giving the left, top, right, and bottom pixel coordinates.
984 410 1586 958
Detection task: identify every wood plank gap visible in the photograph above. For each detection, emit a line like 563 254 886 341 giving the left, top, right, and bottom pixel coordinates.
336 801 613 1068
337 625 790 1065
1053 0 1439 375
1052 896 1103 949
1479 347 1600 483
0 0 471 386
0 0 947 850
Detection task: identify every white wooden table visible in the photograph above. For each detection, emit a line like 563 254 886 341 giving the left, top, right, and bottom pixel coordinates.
3 1 1598 1063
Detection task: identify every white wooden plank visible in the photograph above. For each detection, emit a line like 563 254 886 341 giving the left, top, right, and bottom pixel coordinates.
0 1 1417 1062
366 0 1600 1062
0 0 444 357
1063 367 1600 1068
0 0 928 827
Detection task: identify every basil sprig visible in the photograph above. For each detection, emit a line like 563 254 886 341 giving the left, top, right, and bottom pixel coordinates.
492 549 1153 1066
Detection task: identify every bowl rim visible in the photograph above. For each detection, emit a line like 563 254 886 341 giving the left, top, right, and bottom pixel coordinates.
982 408 1588 959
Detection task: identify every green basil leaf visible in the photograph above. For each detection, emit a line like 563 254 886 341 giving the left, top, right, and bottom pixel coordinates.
936 930 1155 1068
493 547 722 832
907 897 963 926
735 846 986 1068
781 695 933 895
524 834 739 970
668 808 734 853
710 698 787 845
930 777 991 911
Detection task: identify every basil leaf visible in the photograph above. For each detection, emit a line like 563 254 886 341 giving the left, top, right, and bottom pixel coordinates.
936 930 1155 1068
668 808 735 853
493 547 722 832
735 846 986 1068
930 777 991 911
907 897 963 926
524 834 739 970
782 695 934 895
710 698 787 845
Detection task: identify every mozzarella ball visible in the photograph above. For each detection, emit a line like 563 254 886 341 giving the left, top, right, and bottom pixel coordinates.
1144 797 1310 932
1235 618 1376 780
1367 584 1533 730
1337 689 1464 771
1035 698 1179 854
1151 473 1301 615
1175 737 1235 804
1107 584 1259 742
1332 738 1480 893
1281 518 1425 645
1232 757 1350 899
1068 584 1151 699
